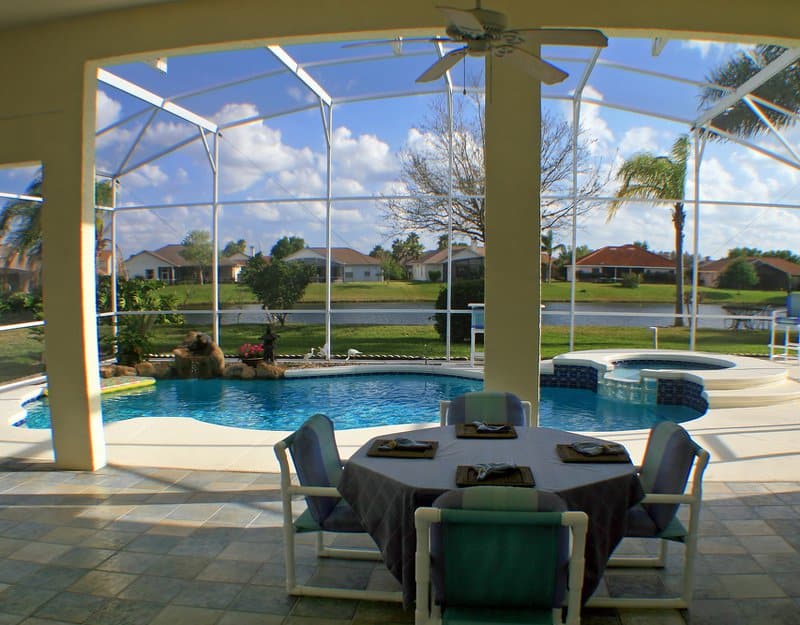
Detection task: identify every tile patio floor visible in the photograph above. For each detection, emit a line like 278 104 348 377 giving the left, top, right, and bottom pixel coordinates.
0 462 797 625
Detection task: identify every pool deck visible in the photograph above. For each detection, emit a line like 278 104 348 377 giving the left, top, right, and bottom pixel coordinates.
0 355 799 481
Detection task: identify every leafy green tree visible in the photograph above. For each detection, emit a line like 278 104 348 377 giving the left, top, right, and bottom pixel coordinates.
239 254 315 326
727 247 800 264
701 45 800 138
633 240 649 250
221 239 247 257
179 230 213 284
96 276 182 364
391 233 424 269
434 279 484 342
719 257 759 291
553 244 593 277
609 135 690 327
541 230 567 283
270 235 306 260
436 234 469 250
369 245 404 281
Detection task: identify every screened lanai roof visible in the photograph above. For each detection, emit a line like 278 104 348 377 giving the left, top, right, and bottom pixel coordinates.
94 35 800 181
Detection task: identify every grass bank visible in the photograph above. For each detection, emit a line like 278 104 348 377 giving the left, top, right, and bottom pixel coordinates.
1 321 778 384
161 281 787 308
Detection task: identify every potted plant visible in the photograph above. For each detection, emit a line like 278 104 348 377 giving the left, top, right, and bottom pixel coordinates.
238 342 264 367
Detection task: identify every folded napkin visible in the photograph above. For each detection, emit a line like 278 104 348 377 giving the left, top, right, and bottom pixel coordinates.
570 441 627 456
473 462 518 480
471 421 511 433
378 438 433 452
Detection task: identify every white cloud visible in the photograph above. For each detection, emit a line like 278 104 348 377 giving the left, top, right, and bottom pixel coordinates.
122 163 169 189
577 86 614 155
618 126 661 157
96 91 122 130
679 40 749 60
215 102 317 193
331 127 398 179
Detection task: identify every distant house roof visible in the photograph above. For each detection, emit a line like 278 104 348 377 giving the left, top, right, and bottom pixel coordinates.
699 256 800 276
411 246 484 266
125 244 249 267
576 244 675 269
287 247 380 265
754 256 800 276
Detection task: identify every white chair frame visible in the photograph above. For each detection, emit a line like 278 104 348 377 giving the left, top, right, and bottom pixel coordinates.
414 507 588 625
274 439 402 602
587 447 710 610
439 399 534 426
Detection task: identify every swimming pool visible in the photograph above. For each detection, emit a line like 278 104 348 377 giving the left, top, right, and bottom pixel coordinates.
19 373 702 431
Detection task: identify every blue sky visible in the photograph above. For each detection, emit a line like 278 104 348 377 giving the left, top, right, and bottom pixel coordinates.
2 35 800 262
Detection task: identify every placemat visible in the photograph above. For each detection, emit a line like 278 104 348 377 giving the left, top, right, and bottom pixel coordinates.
556 443 630 463
455 465 535 487
455 423 518 439
366 439 438 459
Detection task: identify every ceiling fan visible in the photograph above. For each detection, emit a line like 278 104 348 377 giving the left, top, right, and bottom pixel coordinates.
348 2 607 85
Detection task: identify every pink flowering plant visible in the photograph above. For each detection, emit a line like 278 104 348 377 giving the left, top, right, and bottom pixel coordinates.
238 343 264 360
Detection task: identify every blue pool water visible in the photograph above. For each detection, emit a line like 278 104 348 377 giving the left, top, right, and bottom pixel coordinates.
19 373 702 432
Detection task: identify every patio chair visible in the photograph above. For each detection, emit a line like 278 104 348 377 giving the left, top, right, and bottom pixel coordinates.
273 413 402 602
588 420 710 610
439 391 531 426
769 292 800 362
415 487 588 625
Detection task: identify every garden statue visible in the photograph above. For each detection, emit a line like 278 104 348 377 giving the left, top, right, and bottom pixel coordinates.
261 324 280 364
173 331 226 378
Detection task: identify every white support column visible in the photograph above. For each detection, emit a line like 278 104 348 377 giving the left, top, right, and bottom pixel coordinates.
690 130 706 350
323 103 333 360
211 133 220 345
110 178 119 350
484 55 541 418
569 49 600 351
442 43 454 362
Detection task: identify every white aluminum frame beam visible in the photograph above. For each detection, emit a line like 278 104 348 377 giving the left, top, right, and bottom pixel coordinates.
97 68 218 133
693 47 800 129
267 45 332 107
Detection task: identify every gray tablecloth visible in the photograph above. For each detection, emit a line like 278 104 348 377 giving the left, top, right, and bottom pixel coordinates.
338 426 644 608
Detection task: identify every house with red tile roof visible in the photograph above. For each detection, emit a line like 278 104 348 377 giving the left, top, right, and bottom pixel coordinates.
566 244 676 282
699 256 800 290
284 247 382 282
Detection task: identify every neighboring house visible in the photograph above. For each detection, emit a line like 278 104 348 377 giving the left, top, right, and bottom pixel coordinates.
699 256 800 290
0 246 39 293
566 244 675 282
408 246 486 281
124 244 249 283
284 247 382 282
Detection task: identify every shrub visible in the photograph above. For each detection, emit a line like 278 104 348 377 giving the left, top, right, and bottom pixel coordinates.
620 273 642 288
428 270 442 282
434 279 484 343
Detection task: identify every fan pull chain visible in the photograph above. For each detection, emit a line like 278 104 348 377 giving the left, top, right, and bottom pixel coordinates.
463 57 467 95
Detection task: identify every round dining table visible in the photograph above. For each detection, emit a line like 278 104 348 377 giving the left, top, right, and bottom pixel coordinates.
338 425 645 608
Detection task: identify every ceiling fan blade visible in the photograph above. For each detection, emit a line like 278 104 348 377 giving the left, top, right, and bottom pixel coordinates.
503 47 568 85
416 47 469 83
437 6 485 35
514 28 608 48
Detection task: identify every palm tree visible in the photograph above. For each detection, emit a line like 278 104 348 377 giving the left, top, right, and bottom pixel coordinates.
608 136 690 327
540 230 566 283
1 174 113 274
700 45 800 138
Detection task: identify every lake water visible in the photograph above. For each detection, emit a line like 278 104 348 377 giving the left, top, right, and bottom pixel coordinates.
199 301 755 329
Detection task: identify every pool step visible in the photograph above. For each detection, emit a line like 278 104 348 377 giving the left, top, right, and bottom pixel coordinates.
705 379 800 408
698 368 788 391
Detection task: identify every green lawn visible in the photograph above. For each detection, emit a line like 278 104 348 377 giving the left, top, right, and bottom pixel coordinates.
1 320 779 384
161 280 787 309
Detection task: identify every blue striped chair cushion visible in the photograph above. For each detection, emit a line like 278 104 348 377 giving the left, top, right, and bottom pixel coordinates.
431 487 569 609
447 392 526 425
285 414 344 525
638 421 699 532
